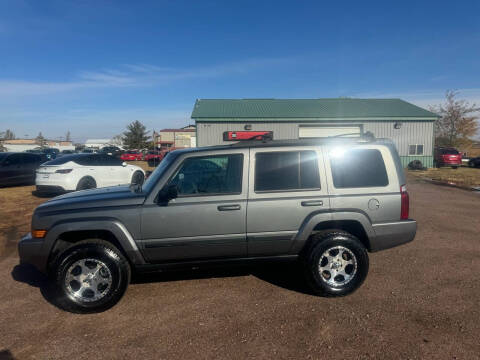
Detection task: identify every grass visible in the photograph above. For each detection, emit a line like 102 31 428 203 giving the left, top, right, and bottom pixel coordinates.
408 166 480 188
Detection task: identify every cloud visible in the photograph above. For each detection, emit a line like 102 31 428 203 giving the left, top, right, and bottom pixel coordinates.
0 57 295 98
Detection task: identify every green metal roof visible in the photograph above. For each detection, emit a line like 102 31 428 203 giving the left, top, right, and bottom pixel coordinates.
191 98 438 120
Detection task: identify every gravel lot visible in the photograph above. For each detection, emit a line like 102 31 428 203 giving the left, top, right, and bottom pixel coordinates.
0 175 479 359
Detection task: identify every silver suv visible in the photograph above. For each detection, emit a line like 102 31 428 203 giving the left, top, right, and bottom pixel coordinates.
19 138 416 313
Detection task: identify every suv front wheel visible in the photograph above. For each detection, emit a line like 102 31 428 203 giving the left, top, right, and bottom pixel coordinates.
303 231 369 297
51 239 131 313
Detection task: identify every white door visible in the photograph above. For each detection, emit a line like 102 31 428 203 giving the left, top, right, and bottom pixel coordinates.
299 126 361 138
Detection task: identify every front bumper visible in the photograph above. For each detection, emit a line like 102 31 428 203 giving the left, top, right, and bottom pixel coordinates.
370 220 417 252
18 233 48 273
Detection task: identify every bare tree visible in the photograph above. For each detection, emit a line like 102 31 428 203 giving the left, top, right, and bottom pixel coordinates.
1 129 15 140
430 90 479 148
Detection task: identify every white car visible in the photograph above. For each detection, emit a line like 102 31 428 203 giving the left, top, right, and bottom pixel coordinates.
35 154 145 193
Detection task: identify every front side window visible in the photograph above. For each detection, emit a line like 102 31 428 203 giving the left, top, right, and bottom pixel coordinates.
330 148 388 188
169 154 243 196
255 151 320 192
409 145 424 155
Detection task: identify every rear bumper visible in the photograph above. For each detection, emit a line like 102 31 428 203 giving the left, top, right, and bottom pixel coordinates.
438 159 462 165
18 233 48 273
36 185 66 194
370 220 417 252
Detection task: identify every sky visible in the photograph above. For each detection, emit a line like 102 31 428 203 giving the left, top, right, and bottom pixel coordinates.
0 0 479 143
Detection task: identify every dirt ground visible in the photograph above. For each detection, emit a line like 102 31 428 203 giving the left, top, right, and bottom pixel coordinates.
408 166 480 188
0 175 479 359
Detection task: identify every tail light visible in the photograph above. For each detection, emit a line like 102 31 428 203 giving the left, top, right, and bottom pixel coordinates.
55 169 73 174
400 184 409 220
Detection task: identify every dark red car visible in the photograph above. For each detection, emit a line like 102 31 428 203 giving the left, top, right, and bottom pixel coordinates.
144 151 165 167
120 151 143 161
434 147 462 168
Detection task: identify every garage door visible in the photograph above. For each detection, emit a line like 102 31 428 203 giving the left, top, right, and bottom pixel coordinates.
299 126 361 138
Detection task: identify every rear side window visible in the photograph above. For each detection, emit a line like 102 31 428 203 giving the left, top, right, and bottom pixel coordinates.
330 149 388 188
255 151 320 192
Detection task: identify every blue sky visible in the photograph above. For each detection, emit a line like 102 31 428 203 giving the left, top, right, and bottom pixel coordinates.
0 0 479 142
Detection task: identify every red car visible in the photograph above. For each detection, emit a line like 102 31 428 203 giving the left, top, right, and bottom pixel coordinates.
434 147 462 168
145 151 168 167
120 151 143 161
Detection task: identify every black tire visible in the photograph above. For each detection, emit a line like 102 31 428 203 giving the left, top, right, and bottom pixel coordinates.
76 176 97 191
131 171 145 186
452 166 458 169
51 239 131 313
302 231 369 297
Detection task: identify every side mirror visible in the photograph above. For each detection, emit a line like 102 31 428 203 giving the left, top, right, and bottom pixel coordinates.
157 184 178 204
122 162 127 167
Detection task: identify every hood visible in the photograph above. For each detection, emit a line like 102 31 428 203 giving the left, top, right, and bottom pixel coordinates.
36 185 146 213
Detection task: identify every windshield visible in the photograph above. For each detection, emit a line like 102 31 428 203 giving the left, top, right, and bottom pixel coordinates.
0 153 9 162
142 152 179 193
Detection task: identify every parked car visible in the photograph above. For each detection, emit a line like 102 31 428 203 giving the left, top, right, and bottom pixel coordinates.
60 150 75 155
0 152 46 187
434 147 462 168
27 147 60 160
120 151 143 161
35 153 145 193
468 157 480 168
99 146 122 157
144 151 165 167
19 137 416 313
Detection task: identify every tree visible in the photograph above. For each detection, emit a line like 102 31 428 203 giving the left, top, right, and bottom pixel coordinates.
122 121 149 150
430 91 479 148
111 134 124 147
0 129 15 140
35 132 46 147
65 131 71 142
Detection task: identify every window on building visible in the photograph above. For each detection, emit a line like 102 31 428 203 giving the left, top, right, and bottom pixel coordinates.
330 149 388 188
169 154 243 195
409 145 424 155
255 151 320 192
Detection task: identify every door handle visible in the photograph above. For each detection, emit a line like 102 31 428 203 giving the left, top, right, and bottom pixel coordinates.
301 200 323 207
217 204 241 211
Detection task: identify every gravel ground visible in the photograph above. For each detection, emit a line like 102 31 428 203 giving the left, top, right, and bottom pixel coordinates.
0 175 479 359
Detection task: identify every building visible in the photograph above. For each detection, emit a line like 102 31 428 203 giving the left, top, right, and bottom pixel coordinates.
192 98 439 168
2 138 74 152
155 125 196 150
84 139 119 149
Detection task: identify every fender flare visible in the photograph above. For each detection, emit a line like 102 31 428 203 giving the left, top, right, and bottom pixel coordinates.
41 219 146 271
290 210 376 253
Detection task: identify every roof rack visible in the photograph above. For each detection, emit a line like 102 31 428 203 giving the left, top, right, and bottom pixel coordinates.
229 131 381 147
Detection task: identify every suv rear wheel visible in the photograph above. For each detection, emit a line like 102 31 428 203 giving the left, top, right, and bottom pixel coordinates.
303 231 368 297
51 239 131 313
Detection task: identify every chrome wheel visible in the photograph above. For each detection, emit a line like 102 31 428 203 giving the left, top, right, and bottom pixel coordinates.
318 246 357 287
64 258 112 302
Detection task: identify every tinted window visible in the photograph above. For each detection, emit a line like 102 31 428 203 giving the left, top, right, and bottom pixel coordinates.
97 154 123 166
169 154 243 195
44 154 82 165
255 151 320 192
22 154 41 164
330 149 388 188
3 154 22 166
